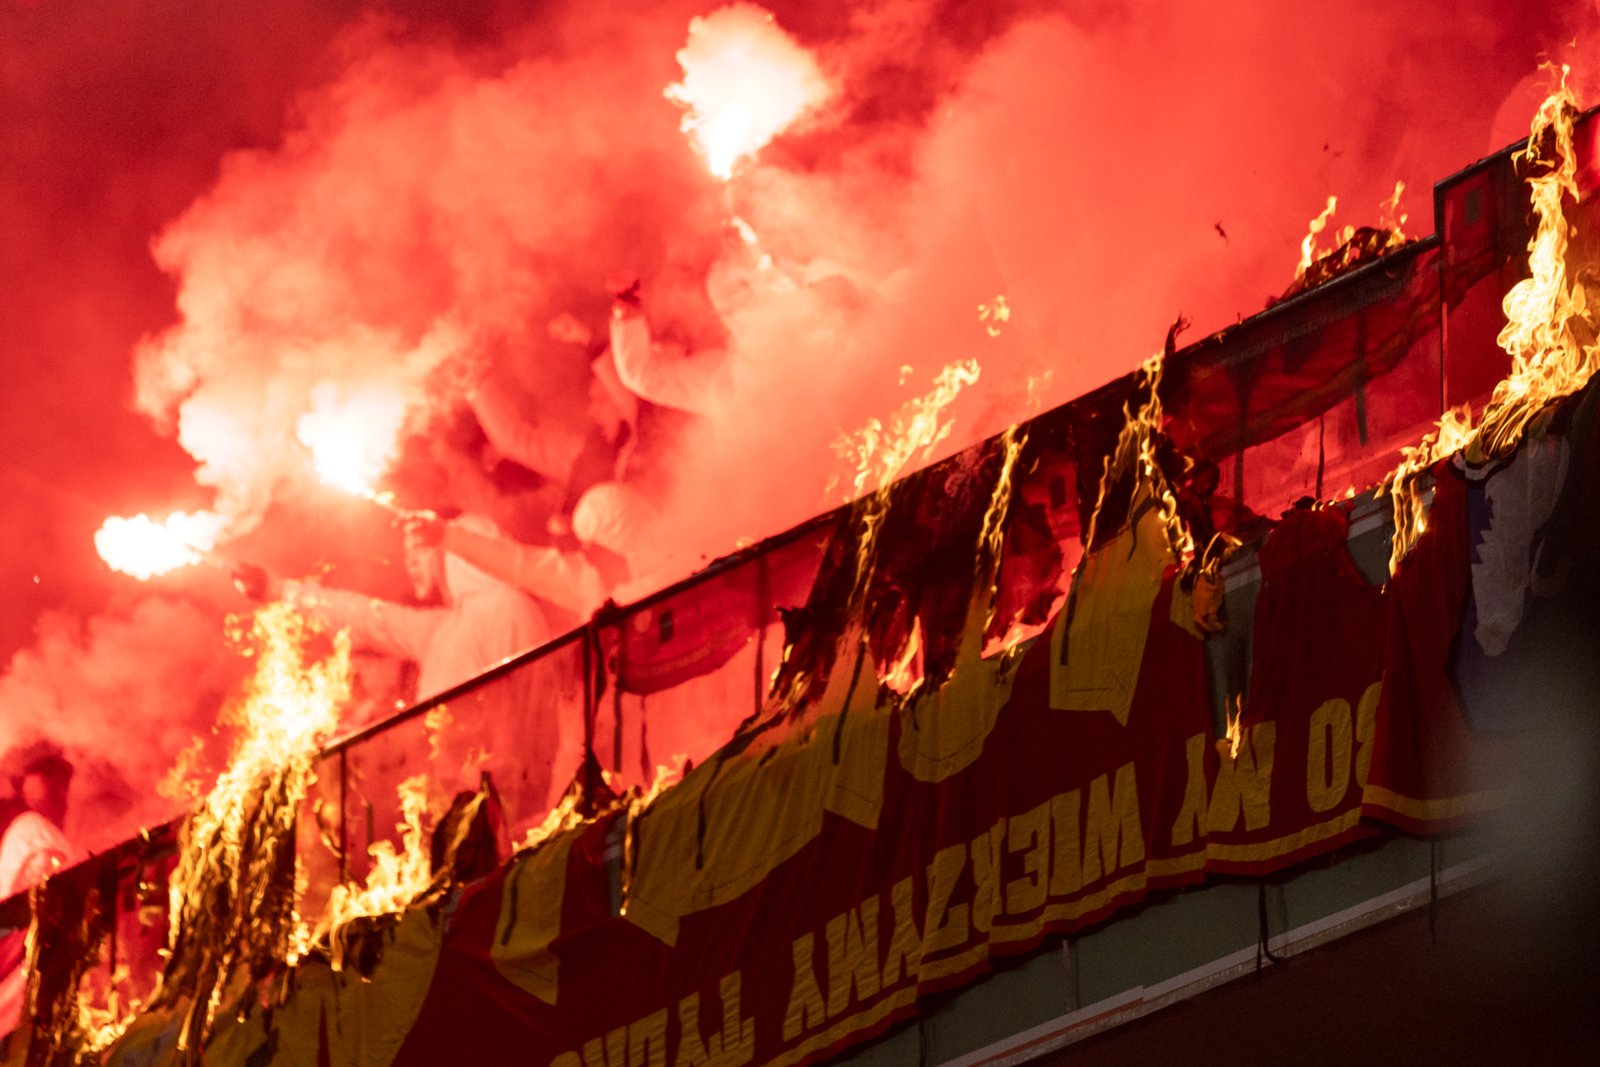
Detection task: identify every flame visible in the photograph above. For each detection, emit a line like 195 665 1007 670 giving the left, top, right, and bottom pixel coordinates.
295 382 407 502
665 3 833 180
630 754 690 816
94 510 226 580
839 359 983 501
835 359 981 609
1478 68 1596 459
979 423 1029 635
514 784 588 854
1385 69 1596 574
880 619 924 696
1295 196 1346 280
323 774 434 971
1384 404 1475 573
1379 180 1408 240
1223 699 1244 760
156 601 352 1052
979 424 1028 571
978 294 1012 337
1085 348 1194 565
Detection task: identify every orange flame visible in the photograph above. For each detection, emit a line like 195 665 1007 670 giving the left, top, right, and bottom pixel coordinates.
323 774 435 970
1379 180 1409 241
1386 69 1595 574
1384 405 1475 573
880 619 924 696
1479 68 1596 459
94 510 226 580
665 3 833 180
1224 699 1244 760
835 359 981 610
630 754 690 816
158 601 352 1048
1295 196 1348 280
514 784 589 854
839 359 983 501
1086 348 1195 566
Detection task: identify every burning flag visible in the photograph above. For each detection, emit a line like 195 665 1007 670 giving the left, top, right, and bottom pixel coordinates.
150 601 352 1057
665 3 833 181
1386 68 1597 574
94 510 227 580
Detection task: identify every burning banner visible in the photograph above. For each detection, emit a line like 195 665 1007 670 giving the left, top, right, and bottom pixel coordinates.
1386 68 1595 574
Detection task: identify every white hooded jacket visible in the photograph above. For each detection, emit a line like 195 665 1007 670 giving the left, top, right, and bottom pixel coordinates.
286 516 551 703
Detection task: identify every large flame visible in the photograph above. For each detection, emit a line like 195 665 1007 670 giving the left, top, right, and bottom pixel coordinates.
665 3 833 180
1386 69 1596 574
156 601 352 1054
94 510 226 580
1478 70 1597 458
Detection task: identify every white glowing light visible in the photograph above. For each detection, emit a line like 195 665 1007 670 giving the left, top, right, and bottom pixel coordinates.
665 3 833 180
96 510 226 580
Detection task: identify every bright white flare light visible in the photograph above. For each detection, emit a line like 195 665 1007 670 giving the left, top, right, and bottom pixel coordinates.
295 383 406 500
95 510 226 580
665 3 832 180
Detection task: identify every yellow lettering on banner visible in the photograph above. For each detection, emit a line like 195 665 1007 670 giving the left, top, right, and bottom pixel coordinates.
1005 802 1050 915
716 972 755 1067
675 991 712 1067
1206 722 1276 833
782 934 827 1041
1083 762 1143 885
582 1027 628 1067
924 843 969 954
1170 733 1209 847
1306 698 1354 813
676 973 755 1067
551 1055 582 1067
1048 789 1083 895
826 896 882 1018
1354 681 1379 789
969 819 1008 934
629 1010 668 1067
881 877 922 988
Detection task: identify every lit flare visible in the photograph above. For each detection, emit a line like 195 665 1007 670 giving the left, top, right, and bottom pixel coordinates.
95 510 226 580
665 3 832 180
295 384 406 505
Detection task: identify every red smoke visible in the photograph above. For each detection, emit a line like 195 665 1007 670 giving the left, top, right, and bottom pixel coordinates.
0 0 1591 854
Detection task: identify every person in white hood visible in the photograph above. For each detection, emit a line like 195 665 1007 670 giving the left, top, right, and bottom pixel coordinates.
406 482 653 621
236 513 551 704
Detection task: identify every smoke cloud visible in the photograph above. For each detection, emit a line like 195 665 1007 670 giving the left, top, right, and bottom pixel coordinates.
0 0 1593 854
